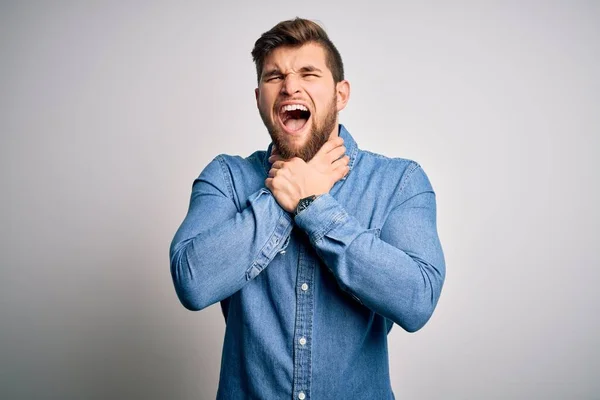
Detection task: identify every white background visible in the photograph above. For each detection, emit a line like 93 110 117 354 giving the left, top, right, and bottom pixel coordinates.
1 1 598 399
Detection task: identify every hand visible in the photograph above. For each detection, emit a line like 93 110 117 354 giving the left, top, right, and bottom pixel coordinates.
265 137 350 213
307 136 349 175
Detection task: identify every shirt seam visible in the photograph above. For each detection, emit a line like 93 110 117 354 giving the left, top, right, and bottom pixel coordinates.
216 155 235 203
311 210 347 244
394 161 421 205
245 207 291 280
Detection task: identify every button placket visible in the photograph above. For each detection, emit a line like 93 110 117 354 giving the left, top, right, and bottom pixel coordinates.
292 246 315 400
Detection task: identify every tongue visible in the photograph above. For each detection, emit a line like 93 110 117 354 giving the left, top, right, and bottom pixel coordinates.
284 118 307 131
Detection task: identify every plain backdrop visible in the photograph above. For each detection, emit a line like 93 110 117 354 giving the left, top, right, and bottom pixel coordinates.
1 1 599 399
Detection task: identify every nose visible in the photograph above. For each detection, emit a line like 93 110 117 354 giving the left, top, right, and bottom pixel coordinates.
281 74 300 96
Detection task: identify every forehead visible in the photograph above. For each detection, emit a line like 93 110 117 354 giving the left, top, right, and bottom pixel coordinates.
263 42 330 72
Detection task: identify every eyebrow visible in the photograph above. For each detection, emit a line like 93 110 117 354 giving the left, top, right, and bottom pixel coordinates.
261 68 282 80
299 65 322 74
261 65 323 80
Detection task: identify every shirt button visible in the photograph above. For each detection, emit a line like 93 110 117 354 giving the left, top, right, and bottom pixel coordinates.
280 250 286 255
298 392 306 400
301 283 308 291
299 337 307 346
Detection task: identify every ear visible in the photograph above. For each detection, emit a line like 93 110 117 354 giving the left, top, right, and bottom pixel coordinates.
335 80 350 112
255 88 259 108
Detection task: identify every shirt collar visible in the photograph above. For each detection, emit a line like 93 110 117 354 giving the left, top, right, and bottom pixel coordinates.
263 124 358 180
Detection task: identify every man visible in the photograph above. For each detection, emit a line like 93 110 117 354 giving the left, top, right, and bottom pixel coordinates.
170 18 445 399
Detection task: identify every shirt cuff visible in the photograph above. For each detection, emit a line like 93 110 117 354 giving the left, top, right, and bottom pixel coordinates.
294 193 348 243
245 188 293 280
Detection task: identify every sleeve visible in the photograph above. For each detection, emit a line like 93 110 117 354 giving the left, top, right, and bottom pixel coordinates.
169 156 293 311
293 163 445 332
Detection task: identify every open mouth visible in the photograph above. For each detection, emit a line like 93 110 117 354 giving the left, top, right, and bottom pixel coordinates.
279 104 311 133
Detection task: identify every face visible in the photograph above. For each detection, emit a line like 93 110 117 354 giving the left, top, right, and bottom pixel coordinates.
255 42 350 161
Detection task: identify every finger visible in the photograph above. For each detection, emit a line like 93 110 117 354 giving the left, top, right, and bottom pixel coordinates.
270 160 285 169
265 177 273 189
327 136 344 151
268 163 286 176
327 146 346 163
331 155 349 169
316 136 344 157
268 154 283 163
269 164 292 179
328 135 344 146
332 164 350 181
309 139 342 166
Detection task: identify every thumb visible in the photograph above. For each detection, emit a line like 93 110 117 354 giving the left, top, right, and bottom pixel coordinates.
310 136 343 163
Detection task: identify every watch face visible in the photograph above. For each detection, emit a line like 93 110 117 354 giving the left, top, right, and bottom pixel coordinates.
297 200 307 213
295 195 316 216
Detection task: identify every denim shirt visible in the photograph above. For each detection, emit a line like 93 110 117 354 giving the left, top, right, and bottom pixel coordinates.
170 125 445 400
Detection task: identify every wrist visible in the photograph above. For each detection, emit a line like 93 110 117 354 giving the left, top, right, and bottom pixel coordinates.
294 194 318 216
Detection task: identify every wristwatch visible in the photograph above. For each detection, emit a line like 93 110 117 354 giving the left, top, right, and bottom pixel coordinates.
294 195 317 216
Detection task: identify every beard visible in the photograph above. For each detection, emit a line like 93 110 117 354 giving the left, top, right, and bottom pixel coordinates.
260 93 338 162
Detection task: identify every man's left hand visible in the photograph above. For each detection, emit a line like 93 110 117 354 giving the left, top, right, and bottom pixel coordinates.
265 139 349 213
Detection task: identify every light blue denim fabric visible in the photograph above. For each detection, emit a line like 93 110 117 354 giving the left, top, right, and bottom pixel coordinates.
170 124 445 400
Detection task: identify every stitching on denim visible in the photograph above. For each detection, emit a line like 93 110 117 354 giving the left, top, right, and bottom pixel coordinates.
216 155 235 203
348 143 359 170
391 161 421 206
337 138 359 182
245 209 286 280
244 262 259 281
360 149 390 160
396 190 435 208
312 211 347 243
398 161 420 193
